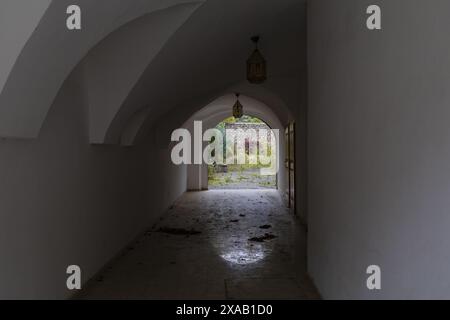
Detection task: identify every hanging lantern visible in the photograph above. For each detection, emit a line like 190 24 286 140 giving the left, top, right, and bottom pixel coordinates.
247 36 267 84
233 93 243 119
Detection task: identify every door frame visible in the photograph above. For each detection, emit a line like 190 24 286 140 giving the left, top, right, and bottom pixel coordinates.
285 122 296 214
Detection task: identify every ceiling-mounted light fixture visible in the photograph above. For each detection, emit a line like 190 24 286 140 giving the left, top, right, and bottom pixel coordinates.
233 93 243 119
247 35 267 84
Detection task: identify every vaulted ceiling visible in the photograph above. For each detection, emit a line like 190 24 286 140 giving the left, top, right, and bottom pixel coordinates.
0 0 306 144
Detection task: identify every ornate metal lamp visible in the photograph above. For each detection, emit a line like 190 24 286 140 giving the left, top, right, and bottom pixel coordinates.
233 93 243 119
247 36 267 84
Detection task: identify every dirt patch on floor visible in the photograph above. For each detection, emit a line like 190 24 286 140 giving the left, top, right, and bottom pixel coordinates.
249 233 277 242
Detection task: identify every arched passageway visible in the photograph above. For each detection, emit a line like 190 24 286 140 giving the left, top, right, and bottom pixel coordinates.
182 94 289 196
2 0 450 301
0 0 310 299
77 93 314 299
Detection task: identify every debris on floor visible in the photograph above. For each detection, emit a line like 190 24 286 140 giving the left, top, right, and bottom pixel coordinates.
259 225 272 229
230 219 239 223
79 190 319 300
158 227 201 236
249 233 277 242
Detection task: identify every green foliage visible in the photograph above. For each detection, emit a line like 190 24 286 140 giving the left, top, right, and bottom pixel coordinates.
224 175 234 184
238 115 264 124
208 115 275 189
216 115 263 130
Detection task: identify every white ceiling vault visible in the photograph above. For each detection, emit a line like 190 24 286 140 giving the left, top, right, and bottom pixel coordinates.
0 0 306 144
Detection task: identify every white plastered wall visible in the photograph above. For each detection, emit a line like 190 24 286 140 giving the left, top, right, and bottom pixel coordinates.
308 0 450 299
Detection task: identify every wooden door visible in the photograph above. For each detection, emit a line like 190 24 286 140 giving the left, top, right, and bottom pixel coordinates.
285 122 296 213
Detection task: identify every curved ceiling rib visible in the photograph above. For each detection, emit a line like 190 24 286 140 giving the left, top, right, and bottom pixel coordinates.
0 0 51 101
0 0 204 139
184 94 285 131
86 2 203 144
120 81 293 147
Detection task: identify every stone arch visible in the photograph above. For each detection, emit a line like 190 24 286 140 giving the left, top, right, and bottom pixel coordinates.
176 93 289 194
121 81 293 147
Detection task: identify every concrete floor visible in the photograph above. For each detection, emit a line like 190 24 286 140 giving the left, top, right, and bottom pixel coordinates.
78 190 320 300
